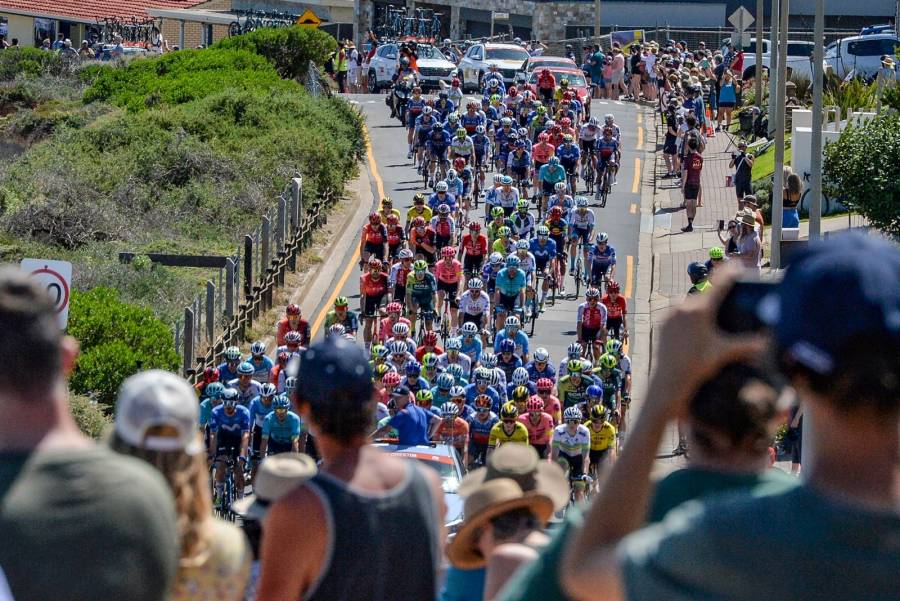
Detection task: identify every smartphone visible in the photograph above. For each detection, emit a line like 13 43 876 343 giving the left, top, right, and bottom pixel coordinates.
717 219 725 231
716 278 777 334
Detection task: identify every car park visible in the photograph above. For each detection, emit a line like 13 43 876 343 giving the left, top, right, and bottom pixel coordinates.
368 43 457 92
457 42 531 92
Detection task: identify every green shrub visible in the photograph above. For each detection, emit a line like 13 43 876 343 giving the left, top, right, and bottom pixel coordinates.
0 48 65 81
68 287 179 406
68 394 112 439
213 26 336 80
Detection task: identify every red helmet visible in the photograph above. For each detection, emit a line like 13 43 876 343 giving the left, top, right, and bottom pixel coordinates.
453 157 466 170
382 371 401 386
474 394 492 410
508 86 517 96
467 101 478 110
550 206 563 218
424 331 438 345
386 301 403 314
606 280 621 293
538 132 549 142
368 258 383 270
412 216 426 227
603 126 614 136
536 377 554 392
468 221 481 231
369 212 381 224
526 396 544 412
286 303 301 316
560 117 572 127
441 246 456 258
451 78 460 87
386 213 400 225
551 124 562 133
277 351 289 363
203 366 219 381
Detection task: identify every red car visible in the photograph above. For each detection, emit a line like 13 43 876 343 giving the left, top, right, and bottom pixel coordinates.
528 67 592 115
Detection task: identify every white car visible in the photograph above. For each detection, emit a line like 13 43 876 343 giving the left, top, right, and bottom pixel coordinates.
726 37 815 80
457 42 531 92
824 34 900 79
367 43 457 92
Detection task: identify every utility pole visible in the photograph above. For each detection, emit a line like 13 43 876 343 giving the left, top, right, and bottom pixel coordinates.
809 0 824 240
594 0 602 43
755 0 764 109
768 0 779 136
771 0 789 269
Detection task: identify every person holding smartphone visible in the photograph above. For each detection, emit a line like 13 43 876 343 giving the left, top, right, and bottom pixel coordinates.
729 141 753 204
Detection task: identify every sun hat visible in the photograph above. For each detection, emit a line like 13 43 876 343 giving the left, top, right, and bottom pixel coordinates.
232 453 317 521
446 478 554 568
459 443 568 510
739 212 757 227
114 370 204 455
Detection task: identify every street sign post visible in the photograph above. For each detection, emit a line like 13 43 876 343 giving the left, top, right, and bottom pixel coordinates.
21 258 72 329
296 9 321 28
728 6 754 49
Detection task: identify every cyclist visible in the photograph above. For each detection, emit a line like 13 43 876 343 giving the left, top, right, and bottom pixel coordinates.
217 346 243 384
324 296 359 338
481 353 509 404
544 206 570 294
260 394 305 456
281 331 304 360
550 406 591 502
244 340 272 384
593 353 624 419
276 303 310 347
577 287 608 360
426 122 451 187
606 337 632 401
406 85 426 158
559 342 582 376
457 159 476 215
496 339 524 385
209 388 250 506
360 212 388 267
384 214 406 260
531 132 556 192
503 85 523 112
458 277 490 333
247 382 277 477
527 104 550 141
538 156 567 212
603 113 621 141
526 347 556 383
494 314 530 359
428 181 458 214
444 170 463 208
602 280 628 341
494 175 520 217
548 181 574 222
466 394 499 469
514 240 538 311
414 106 440 170
486 207 515 248
579 116 601 179
360 258 390 350
421 352 442 382
409 216 437 265
378 196 401 223
387 322 416 356
508 369 537 401
480 252 504 300
557 359 592 410
433 89 455 120
450 128 475 166
520 395 555 458
507 141 532 192
587 232 617 292
535 378 561 424
388 251 414 310
378 302 408 345
459 221 488 277
460 101 486 136
458 321 483 366
493 255 527 333
465 367 501 412
229 361 262 406
268 351 290 392
429 203 457 252
430 372 456 408
434 246 463 333
537 68 556 105
566 197 594 276
529 225 557 310
433 402 469 464
585 403 617 486
415 330 443 363
556 133 581 193
471 125 491 192
594 126 621 194
196 366 220 400
487 402 530 458
512 199 536 240
405 193 432 233
491 226 515 256
438 337 472 375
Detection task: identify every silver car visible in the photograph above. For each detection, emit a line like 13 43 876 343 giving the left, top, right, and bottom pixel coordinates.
367 43 457 92
458 42 531 92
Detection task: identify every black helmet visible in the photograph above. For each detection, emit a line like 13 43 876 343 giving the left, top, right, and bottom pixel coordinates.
400 56 410 67
687 261 709 284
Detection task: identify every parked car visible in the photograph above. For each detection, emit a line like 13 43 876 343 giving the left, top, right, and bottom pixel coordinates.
368 43 456 92
457 42 531 92
519 55 578 76
527 67 592 112
724 37 815 80
373 442 464 533
824 34 900 79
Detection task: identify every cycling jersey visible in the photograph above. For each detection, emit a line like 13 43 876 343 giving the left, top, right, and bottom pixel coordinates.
405 271 438 299
458 290 490 315
519 412 555 445
361 272 389 297
529 237 557 268
378 316 410 343
437 352 472 375
407 96 426 122
497 353 524 384
248 396 275 429
587 420 617 451
507 150 532 170
569 209 595 231
464 383 501 412
602 294 627 319
472 134 490 157
426 128 451 151
227 379 262 406
434 416 469 448
451 136 475 157
556 143 581 163
262 411 303 444
362 223 387 245
548 195 574 221
461 233 488 257
467 412 499 446
248 356 273 383
486 218 515 243
512 212 536 238
525 361 557 383
494 187 520 210
579 124 599 142
433 99 456 119
595 137 620 161
492 237 515 256
495 268 526 297
544 218 569 239
515 251 536 275
589 244 617 268
577 301 608 328
324 309 359 333
429 216 456 239
460 112 485 135
531 142 556 164
406 205 433 225
210 404 251 436
481 263 502 292
389 262 412 289
428 192 457 212
552 424 590 456
386 225 405 247
434 259 462 284
494 329 530 357
488 421 530 447
557 375 591 409
538 164 567 184
409 227 436 251
459 336 483 365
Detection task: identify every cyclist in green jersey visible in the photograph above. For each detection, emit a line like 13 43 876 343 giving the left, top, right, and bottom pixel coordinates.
557 359 592 411
323 296 359 338
406 259 438 334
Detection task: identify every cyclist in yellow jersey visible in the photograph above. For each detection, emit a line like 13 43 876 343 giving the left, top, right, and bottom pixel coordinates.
487 402 529 458
586 404 617 488
405 194 432 231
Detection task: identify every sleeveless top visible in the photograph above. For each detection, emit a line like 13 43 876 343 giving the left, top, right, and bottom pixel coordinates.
304 463 441 601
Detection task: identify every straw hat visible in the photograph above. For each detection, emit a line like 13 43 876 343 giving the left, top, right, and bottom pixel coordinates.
232 453 317 521
458 444 569 510
882 56 895 68
446 478 554 568
739 211 758 227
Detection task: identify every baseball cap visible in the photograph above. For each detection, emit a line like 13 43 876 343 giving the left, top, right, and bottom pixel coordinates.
232 453 317 521
114 370 203 455
293 337 372 408
759 234 900 375
391 384 411 398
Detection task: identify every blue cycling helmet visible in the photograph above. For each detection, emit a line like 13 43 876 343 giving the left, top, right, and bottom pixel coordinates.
548 156 560 165
481 353 498 368
587 384 604 399
273 395 291 410
446 363 464 379
436 372 454 390
405 360 422 376
237 361 255 376
221 388 239 404
204 382 225 400
505 255 520 267
500 339 516 353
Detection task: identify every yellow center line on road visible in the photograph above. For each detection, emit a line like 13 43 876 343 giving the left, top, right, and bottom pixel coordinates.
310 125 382 338
637 113 643 125
631 157 641 194
630 203 637 214
624 255 634 299
636 125 644 150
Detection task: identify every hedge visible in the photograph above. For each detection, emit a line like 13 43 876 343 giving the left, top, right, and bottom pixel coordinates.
68 394 112 439
213 26 336 80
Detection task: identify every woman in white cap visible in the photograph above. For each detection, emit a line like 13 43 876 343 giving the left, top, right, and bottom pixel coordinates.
109 370 251 601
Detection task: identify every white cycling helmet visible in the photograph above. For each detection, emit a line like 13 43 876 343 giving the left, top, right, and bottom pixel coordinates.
392 322 410 337
461 322 479 336
564 406 583 421
512 367 529 385
596 232 609 244
447 169 457 179
516 239 529 250
567 342 583 358
554 182 567 192
423 106 433 115
505 315 520 329
467 277 483 289
446 337 462 351
576 196 588 207
533 347 550 362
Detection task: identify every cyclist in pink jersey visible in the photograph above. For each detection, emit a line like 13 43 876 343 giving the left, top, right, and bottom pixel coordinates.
519 396 555 458
435 246 463 335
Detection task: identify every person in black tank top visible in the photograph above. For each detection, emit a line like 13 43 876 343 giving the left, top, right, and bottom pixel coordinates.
256 338 445 601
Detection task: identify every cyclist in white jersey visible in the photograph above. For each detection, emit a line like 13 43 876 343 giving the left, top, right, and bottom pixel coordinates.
568 197 596 274
547 190 574 222
514 241 538 312
458 277 491 330
579 118 601 178
450 128 475 165
551 406 591 502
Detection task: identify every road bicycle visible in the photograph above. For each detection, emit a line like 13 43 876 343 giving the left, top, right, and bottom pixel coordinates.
595 162 615 208
582 158 595 196
209 454 245 522
572 243 591 299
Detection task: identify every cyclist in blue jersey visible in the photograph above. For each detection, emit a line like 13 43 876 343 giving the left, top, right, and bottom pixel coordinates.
548 182 574 222
466 393 500 468
603 113 621 142
482 65 506 95
568 196 596 276
414 107 439 169
494 314 530 360
529 225 557 310
481 251 504 297
248 382 277 476
459 101 486 136
428 183 458 214
588 231 617 288
458 321 483 366
433 90 456 120
493 255 527 332
228 361 262 406
516 127 533 152
538 156 568 210
216 346 243 385
209 388 250 505
526 347 557 383
247 340 273 383
493 118 514 171
496 338 524 383
594 126 621 190
403 360 430 394
464 367 502 410
471 125 491 172
444 169 464 200
507 141 532 192
406 86 427 158
260 395 306 456
426 121 452 188
556 134 581 193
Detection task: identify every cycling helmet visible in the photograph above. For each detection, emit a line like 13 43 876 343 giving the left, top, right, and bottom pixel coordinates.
386 214 400 225
548 156 560 165
447 169 458 180
606 280 620 293
505 255 520 267
596 232 609 244
526 396 544 413
606 338 624 356
284 376 298 392
604 113 614 123
405 360 422 376
709 246 725 260
498 226 512 238
386 301 403 314
468 221 482 232
461 322 479 336
454 157 467 170
536 225 550 237
516 239 529 250
687 261 709 283
566 359 584 374
435 181 449 193
373 344 389 359
491 206 505 218
563 133 574 143
392 322 410 337
400 56 410 67
438 203 451 214
382 371 401 387
489 79 500 88
500 402 519 419
499 339 516 353
581 358 593 372
271 395 291 411
474 367 492 382
423 330 438 345
204 382 225 399
550 206 563 218
449 385 466 399
512 385 530 402
237 361 255 376
517 127 528 137
536 377 553 392
587 384 604 399
575 196 589 207
481 353 498 368
285 303 301 316
335 296 349 307
590 404 609 420
536 105 547 114
533 347 550 362
368 258 383 271
491 95 502 104
512 367 529 385
411 216 426 228
441 402 460 418
381 196 393 207
373 364 391 379
203 366 219 381
423 353 439 368
467 277 483 290
446 337 462 351
505 315 521 329
260 383 277 398
501 175 513 185
585 287 601 299
567 342 583 358
221 388 240 405
327 324 345 337
369 212 382 224
599 353 618 370
589 116 600 126
489 252 504 265
224 346 241 361
422 106 434 115
516 198 529 211
436 372 454 390
431 121 443 130
282 332 302 346
389 340 408 355
413 259 428 271
446 364 464 381
448 113 459 123
563 406 582 421
474 394 492 411
500 117 513 126
475 125 486 134
416 389 433 405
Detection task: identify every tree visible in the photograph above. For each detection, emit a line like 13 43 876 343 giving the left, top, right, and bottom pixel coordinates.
823 113 900 236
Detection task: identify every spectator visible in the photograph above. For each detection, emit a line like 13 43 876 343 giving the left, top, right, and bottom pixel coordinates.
733 211 761 268
109 370 251 601
740 193 766 239
717 217 740 254
588 44 605 99
0 267 178 601
783 168 802 229
40 38 51 51
681 135 703 232
335 42 349 93
729 140 753 204
232 453 316 601
111 35 124 59
609 45 626 99
562 235 900 600
51 32 64 50
0 35 8 49
78 40 95 59
372 384 440 444
58 39 77 60
256 337 445 601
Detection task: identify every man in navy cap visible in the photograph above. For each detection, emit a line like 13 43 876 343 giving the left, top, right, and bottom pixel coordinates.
372 384 440 445
558 234 900 601
256 337 445 601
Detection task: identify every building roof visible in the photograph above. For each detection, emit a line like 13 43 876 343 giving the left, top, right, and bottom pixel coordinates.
0 0 209 23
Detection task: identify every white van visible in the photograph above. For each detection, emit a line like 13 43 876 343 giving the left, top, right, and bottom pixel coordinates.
731 38 815 80
824 34 900 79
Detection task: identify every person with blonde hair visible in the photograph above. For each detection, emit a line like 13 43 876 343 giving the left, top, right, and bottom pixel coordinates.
783 167 802 228
109 370 251 601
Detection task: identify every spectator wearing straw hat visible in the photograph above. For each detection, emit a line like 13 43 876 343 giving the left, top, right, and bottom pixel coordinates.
734 210 762 269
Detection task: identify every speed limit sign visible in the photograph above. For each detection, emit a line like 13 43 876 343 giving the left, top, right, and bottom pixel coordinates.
21 258 72 329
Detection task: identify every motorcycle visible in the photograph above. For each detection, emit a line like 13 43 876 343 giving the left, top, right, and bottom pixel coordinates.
389 81 411 125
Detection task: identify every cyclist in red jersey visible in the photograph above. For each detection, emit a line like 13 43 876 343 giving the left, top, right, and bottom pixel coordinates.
195 366 219 397
276 303 311 347
409 216 437 265
268 350 290 392
360 258 390 350
389 249 414 308
459 221 488 277
601 279 628 341
434 246 463 334
385 214 406 260
535 379 562 424
519 395 555 457
415 330 444 362
359 213 388 267
577 287 608 359
378 301 410 344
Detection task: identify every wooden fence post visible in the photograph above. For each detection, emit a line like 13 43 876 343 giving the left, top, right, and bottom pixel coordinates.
183 307 194 376
261 216 271 274
225 258 235 319
206 281 215 342
243 235 253 298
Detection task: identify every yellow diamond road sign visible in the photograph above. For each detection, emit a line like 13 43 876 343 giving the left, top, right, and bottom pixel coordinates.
296 9 321 28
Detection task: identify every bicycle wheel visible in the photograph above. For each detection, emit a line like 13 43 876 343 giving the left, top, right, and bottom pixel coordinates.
549 273 557 306
574 256 582 298
529 296 538 336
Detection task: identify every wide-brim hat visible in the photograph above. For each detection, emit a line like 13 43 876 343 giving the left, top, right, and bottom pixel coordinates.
739 211 758 226
232 453 317 521
447 478 554 568
459 444 569 510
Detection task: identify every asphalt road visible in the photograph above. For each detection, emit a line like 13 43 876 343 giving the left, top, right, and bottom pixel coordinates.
309 92 649 369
